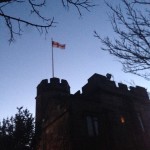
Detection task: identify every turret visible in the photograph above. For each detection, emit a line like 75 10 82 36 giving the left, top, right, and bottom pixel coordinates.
35 77 70 141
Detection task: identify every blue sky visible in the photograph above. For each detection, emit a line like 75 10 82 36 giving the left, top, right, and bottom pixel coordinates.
0 0 150 119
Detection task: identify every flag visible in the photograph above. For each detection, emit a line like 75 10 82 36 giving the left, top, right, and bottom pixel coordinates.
52 41 66 49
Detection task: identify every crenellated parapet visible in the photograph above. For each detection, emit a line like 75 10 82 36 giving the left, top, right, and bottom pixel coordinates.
82 73 149 101
37 77 70 96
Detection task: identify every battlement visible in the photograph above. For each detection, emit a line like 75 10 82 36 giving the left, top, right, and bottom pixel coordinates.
37 77 70 96
82 73 149 101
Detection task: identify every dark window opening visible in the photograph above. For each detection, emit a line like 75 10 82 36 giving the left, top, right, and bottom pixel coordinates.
137 113 145 132
86 115 99 136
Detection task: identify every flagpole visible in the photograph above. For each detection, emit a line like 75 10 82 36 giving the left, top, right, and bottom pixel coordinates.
51 38 54 78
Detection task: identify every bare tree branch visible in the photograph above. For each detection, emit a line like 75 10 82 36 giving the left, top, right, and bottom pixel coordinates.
0 0 94 43
62 0 95 16
95 0 150 80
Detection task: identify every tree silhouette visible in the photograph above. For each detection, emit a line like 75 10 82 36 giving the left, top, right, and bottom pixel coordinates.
0 0 95 43
0 107 35 150
95 0 150 80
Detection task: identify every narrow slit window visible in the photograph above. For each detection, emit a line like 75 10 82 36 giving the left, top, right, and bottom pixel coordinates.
137 113 145 132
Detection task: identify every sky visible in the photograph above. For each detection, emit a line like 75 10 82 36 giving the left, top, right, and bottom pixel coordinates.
0 0 150 119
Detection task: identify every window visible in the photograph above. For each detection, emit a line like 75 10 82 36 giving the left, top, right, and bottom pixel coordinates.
137 113 145 132
120 116 125 124
86 115 99 136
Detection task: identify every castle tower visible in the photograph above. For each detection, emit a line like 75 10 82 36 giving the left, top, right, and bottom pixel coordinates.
35 77 70 150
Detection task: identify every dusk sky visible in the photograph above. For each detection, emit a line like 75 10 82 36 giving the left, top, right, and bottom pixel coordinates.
0 0 150 119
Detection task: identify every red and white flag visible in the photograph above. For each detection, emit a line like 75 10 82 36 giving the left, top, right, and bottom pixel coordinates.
52 41 66 49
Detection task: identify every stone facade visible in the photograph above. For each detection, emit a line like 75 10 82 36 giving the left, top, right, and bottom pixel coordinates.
35 73 150 150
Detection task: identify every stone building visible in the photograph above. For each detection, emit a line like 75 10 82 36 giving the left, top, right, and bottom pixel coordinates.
35 73 150 150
